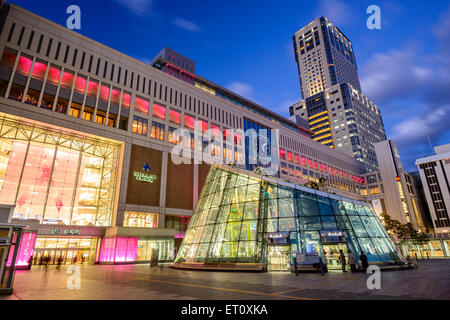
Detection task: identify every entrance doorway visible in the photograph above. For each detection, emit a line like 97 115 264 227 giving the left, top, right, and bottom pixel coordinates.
34 249 90 265
322 243 348 270
32 237 98 265
267 246 290 271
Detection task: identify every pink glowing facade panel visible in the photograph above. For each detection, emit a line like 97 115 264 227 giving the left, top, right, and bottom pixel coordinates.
110 89 121 105
152 103 166 120
60 71 74 89
7 232 37 267
135 97 149 115
87 80 99 97
184 115 195 130
31 61 47 81
75 76 87 93
100 85 110 102
98 237 138 263
17 56 32 75
169 109 181 124
47 67 61 86
122 93 131 109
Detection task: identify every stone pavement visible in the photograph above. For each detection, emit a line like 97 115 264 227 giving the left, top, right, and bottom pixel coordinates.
2 259 449 300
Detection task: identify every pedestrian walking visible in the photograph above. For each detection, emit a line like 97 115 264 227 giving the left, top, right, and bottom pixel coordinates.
56 256 63 270
317 257 325 276
339 249 347 272
359 251 368 273
293 257 298 276
347 250 356 273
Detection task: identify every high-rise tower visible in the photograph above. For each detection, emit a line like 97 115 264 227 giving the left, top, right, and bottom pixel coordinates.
291 17 386 172
293 16 361 99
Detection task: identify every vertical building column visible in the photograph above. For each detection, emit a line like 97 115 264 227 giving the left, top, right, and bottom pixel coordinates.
159 151 168 228
114 142 132 227
193 163 199 208
21 56 35 103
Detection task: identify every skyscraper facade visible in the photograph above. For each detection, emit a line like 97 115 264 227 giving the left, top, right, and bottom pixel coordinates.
293 16 361 99
291 17 386 172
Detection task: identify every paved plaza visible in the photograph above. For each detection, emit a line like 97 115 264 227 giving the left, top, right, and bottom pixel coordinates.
2 260 449 300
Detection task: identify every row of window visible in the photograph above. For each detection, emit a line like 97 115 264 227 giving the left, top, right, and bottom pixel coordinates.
4 20 243 130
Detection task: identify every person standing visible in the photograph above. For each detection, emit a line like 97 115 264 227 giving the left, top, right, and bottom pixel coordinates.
347 250 356 273
339 249 347 272
360 251 369 273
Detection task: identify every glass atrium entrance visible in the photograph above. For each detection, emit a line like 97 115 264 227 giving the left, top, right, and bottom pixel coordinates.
267 246 290 271
322 243 348 270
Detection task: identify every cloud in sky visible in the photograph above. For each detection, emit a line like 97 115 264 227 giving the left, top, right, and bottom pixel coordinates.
227 82 254 98
172 18 201 32
316 0 355 25
360 6 450 170
114 0 152 16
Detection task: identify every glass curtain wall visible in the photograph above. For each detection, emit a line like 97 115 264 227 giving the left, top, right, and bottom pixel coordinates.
0 114 121 226
175 166 401 266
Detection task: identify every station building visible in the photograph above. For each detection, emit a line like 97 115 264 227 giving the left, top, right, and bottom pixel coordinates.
0 4 378 268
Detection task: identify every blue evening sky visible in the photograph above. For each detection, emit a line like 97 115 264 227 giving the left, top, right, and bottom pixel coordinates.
10 0 450 171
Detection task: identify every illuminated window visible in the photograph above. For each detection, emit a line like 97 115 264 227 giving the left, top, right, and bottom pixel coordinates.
169 109 181 124
31 60 47 80
168 127 181 144
152 103 166 120
199 119 208 133
184 114 195 130
83 111 92 121
123 211 158 228
151 121 165 141
134 96 149 115
279 149 286 160
99 85 110 102
294 154 300 164
47 65 61 86
86 80 98 97
16 55 32 75
121 92 131 109
74 75 87 94
110 88 121 105
132 116 148 136
287 152 293 162
0 115 120 227
60 70 74 89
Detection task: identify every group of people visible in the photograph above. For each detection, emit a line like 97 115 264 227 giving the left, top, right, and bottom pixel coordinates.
338 249 369 273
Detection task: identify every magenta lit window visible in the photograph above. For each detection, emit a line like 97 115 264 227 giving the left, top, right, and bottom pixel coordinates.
152 103 166 120
31 61 47 80
74 76 87 93
16 56 32 75
47 66 61 86
169 109 181 124
135 97 149 115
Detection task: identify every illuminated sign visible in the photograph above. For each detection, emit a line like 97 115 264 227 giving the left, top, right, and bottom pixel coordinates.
134 171 157 183
134 161 158 183
53 229 80 235
320 230 345 243
267 232 289 245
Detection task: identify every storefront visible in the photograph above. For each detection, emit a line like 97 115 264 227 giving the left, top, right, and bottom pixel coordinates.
174 165 404 272
399 239 450 259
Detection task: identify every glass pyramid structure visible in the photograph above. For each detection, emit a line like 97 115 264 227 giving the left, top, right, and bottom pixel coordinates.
175 165 401 270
